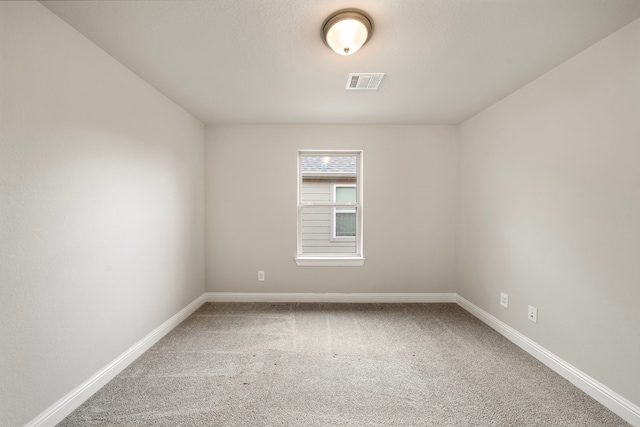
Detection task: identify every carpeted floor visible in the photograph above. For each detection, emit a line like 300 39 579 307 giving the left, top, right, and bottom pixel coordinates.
58 303 629 426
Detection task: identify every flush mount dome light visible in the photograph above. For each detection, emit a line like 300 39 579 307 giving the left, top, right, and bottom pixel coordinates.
322 9 373 56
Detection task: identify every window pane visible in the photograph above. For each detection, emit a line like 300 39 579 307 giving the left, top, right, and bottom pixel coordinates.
298 151 361 259
335 186 356 203
300 206 356 254
301 156 357 201
335 211 356 237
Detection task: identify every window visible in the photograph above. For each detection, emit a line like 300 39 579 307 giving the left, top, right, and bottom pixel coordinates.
333 185 356 239
296 151 364 266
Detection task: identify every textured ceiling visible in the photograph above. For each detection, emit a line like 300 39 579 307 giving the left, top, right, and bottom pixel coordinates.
41 0 640 125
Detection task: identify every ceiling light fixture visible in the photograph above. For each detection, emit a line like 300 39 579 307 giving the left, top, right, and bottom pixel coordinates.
322 9 373 56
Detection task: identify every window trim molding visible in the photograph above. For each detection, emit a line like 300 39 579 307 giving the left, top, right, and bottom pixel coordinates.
296 150 364 266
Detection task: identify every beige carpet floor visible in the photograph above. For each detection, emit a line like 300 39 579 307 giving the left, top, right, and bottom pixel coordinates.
58 303 629 426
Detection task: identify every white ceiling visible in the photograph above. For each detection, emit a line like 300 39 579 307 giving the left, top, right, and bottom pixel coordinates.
41 0 640 125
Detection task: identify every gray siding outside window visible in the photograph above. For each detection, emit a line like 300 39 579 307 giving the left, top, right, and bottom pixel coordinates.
300 181 356 253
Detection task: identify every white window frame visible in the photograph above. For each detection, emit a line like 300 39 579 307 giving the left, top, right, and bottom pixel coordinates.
296 150 365 267
331 184 356 241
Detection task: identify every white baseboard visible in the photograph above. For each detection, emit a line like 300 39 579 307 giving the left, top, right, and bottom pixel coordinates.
456 295 640 427
205 292 457 303
26 294 207 427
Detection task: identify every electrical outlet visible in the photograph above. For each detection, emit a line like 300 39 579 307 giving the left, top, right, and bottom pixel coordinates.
257 271 265 282
528 305 538 323
500 292 509 308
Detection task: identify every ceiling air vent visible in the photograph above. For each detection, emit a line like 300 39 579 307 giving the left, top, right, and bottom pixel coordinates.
346 73 385 90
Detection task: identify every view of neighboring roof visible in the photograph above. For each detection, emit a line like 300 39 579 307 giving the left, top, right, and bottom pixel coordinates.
301 155 357 174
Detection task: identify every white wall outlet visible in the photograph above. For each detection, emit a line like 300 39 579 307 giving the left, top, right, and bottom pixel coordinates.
528 305 538 323
257 270 265 282
500 292 509 308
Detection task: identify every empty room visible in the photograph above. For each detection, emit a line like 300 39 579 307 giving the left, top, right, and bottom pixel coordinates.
1 1 639 426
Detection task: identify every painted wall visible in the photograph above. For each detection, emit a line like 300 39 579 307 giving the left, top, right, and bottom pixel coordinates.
458 18 640 406
205 125 458 294
0 3 205 426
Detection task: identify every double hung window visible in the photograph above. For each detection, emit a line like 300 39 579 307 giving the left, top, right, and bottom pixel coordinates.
296 151 364 266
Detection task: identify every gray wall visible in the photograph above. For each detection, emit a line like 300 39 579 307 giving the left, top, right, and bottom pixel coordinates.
0 3 205 426
458 19 640 406
205 124 458 294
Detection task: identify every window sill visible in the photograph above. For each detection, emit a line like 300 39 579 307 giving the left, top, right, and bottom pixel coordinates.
295 257 366 267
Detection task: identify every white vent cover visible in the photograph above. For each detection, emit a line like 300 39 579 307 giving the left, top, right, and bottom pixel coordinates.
346 73 385 90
